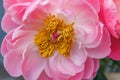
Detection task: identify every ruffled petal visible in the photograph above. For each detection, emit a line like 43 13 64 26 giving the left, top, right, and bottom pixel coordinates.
23 0 49 21
49 52 84 79
68 0 101 45
82 58 94 79
22 43 44 80
84 22 103 48
4 48 22 77
1 27 36 56
100 0 119 38
70 44 87 66
1 13 19 33
87 28 111 58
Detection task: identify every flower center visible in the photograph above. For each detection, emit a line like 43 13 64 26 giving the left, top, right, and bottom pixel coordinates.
34 15 74 58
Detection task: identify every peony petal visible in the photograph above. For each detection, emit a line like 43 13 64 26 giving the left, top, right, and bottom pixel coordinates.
68 0 100 45
1 31 13 56
23 0 49 21
100 0 119 38
3 0 33 10
49 52 84 79
8 2 30 24
69 71 84 80
85 0 100 13
93 59 100 77
1 13 19 33
70 43 87 66
1 27 36 56
22 43 44 80
87 28 111 58
109 36 120 60
4 48 22 77
82 58 94 79
84 22 103 48
38 71 53 80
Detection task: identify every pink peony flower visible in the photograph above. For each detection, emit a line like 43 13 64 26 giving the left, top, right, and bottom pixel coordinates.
99 0 120 38
99 0 120 60
1 0 111 80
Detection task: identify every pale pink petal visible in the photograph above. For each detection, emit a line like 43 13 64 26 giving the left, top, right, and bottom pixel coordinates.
22 43 44 80
82 58 94 79
1 27 36 56
84 22 103 48
8 2 30 24
23 0 49 21
1 13 19 33
4 48 22 77
109 36 120 60
87 28 111 58
70 44 87 66
1 31 13 56
68 0 100 45
49 52 84 79
85 0 100 12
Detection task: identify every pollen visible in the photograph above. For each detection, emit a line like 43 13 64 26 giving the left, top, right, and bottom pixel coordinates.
34 15 74 58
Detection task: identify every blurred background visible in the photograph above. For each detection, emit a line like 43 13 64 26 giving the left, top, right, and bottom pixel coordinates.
0 1 120 80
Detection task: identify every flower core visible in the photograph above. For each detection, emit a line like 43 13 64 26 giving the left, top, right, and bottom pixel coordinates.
34 15 74 58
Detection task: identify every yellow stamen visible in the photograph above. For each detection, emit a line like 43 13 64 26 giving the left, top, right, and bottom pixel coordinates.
34 15 74 58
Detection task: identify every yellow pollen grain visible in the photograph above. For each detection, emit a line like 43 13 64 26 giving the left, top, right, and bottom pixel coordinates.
34 15 74 58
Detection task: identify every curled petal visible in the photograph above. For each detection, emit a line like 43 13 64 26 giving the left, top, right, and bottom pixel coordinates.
1 13 19 33
70 44 87 66
4 48 22 77
1 27 36 56
82 58 94 79
22 43 44 80
49 52 84 79
87 28 111 58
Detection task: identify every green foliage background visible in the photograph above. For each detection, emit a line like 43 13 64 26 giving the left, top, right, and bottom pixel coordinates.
94 58 120 80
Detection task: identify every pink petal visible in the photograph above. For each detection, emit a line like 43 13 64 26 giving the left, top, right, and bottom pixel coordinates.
23 0 49 21
82 58 94 79
100 0 119 38
49 52 84 79
3 0 33 10
1 27 36 56
93 59 100 77
69 71 84 80
85 0 100 12
1 31 13 56
70 44 87 66
4 48 22 77
70 0 100 45
84 22 103 48
38 71 52 80
8 2 30 24
1 13 19 33
87 28 111 58
22 43 44 80
109 36 120 60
